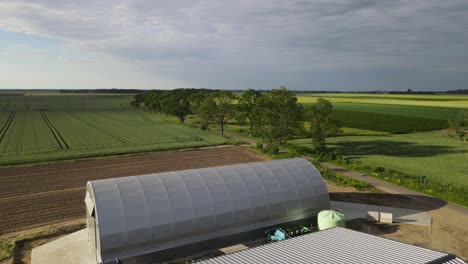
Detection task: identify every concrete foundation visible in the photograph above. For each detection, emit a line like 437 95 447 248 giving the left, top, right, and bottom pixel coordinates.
31 229 94 264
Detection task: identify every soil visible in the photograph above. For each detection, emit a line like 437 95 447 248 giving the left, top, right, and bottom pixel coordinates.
346 218 432 249
0 146 267 235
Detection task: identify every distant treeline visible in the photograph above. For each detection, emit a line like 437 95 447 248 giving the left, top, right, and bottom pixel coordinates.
1 88 467 94
58 89 146 94
446 89 468 94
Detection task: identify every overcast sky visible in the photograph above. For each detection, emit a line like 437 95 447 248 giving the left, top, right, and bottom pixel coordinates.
1 0 467 91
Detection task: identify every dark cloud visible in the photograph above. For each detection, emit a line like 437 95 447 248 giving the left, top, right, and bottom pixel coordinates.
0 0 467 90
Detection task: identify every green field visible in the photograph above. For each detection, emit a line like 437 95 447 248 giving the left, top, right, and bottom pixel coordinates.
0 94 226 165
292 131 468 205
297 94 467 133
332 110 449 133
292 131 466 186
297 93 468 108
332 102 461 119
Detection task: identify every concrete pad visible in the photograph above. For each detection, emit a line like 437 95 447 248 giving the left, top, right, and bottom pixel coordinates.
32 229 94 264
331 201 432 226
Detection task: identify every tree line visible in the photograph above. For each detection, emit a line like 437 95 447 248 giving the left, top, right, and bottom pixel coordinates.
132 87 342 154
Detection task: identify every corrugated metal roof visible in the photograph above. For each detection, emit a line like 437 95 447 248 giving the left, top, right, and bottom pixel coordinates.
86 158 330 263
197 227 466 264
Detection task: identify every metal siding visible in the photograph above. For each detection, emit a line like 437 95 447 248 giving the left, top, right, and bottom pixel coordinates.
197 227 464 264
87 158 330 263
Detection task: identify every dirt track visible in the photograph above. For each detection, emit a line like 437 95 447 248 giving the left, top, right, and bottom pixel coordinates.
0 146 267 235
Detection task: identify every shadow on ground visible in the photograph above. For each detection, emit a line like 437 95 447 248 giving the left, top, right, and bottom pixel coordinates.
330 140 458 158
346 218 400 235
330 192 447 211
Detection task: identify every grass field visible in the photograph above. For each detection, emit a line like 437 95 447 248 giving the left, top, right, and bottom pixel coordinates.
0 94 226 165
297 94 467 133
333 110 449 133
297 93 468 108
332 102 461 119
292 131 467 187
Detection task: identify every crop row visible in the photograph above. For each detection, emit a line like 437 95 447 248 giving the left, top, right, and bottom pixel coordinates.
0 110 226 165
40 111 69 150
0 112 15 144
0 112 65 155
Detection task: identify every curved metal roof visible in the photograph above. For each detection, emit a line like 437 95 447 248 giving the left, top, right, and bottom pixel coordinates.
86 158 329 263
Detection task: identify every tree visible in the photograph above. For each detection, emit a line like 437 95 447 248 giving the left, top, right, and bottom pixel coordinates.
305 98 342 154
252 87 303 148
212 90 236 135
144 90 166 113
448 110 468 177
189 89 211 113
448 109 468 150
130 93 145 107
197 94 217 130
238 89 263 136
160 90 191 123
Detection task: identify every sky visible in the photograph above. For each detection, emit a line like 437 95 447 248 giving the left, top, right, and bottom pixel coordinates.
0 0 467 91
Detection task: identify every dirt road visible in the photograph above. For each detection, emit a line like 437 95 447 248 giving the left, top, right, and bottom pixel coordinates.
0 146 267 235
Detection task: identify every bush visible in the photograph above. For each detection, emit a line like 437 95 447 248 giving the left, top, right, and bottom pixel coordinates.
256 142 264 149
267 145 279 154
373 166 385 173
319 166 373 191
285 144 310 156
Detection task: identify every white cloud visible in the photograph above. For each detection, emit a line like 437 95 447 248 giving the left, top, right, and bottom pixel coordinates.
0 0 467 90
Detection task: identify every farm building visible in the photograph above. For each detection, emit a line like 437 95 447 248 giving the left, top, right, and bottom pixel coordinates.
196 227 466 264
84 158 330 264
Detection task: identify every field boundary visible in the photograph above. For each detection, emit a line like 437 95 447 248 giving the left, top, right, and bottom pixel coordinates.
0 112 15 144
40 111 69 150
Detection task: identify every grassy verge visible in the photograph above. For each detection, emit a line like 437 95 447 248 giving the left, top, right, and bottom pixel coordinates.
325 156 468 206
0 242 14 263
317 162 377 191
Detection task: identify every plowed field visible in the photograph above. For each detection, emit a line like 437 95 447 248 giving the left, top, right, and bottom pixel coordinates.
0 146 267 235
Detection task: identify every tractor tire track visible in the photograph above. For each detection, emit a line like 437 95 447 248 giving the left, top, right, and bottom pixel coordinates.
0 112 15 144
66 112 130 144
40 111 69 150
